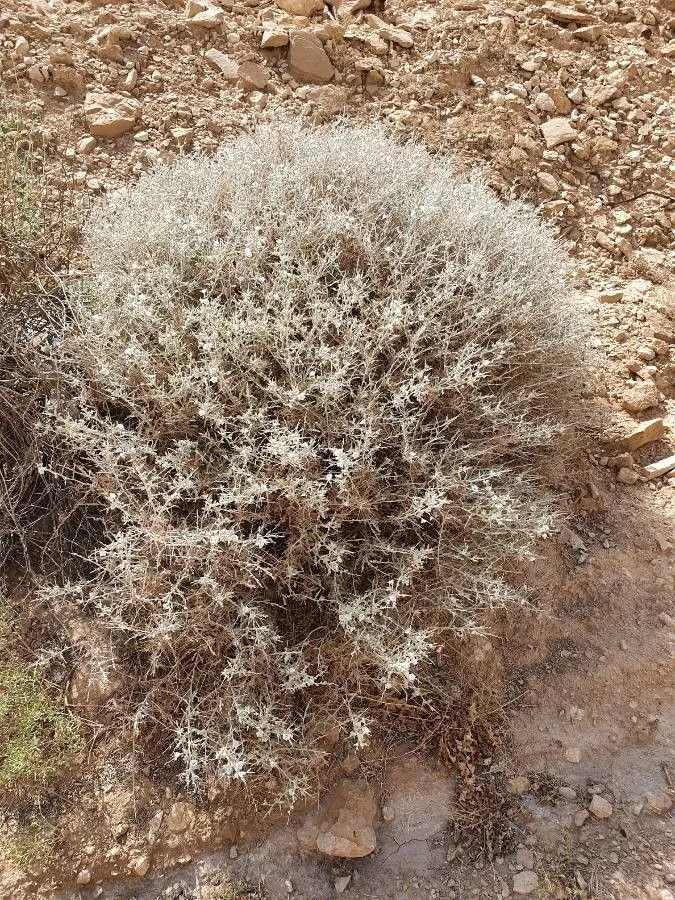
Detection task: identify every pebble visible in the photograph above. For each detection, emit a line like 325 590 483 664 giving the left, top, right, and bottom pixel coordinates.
642 455 675 481
507 776 531 795
288 31 335 84
574 809 589 827
77 135 97 154
620 382 660 414
617 467 640 485
540 117 577 149
597 289 624 303
204 48 239 80
261 27 289 49
513 870 539 894
335 875 352 894
133 855 151 877
645 792 673 815
276 0 323 13
166 801 195 833
84 91 141 139
619 419 666 452
589 795 613 819
516 846 535 869
76 869 92 885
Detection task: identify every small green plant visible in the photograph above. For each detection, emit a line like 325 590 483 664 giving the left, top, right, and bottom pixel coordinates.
200 879 250 900
0 666 81 794
2 820 58 870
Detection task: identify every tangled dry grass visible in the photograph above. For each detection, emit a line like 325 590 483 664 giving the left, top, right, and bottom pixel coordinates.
0 110 81 572
41 123 582 805
0 108 84 816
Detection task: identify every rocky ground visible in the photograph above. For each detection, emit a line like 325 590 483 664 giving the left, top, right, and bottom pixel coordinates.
0 0 673 897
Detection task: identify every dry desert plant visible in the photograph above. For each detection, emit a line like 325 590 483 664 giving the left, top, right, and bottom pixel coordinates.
43 123 582 805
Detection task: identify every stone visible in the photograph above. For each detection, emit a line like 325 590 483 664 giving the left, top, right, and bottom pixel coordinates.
28 64 49 83
76 869 92 885
133 855 151 877
77 135 97 154
64 609 125 713
608 452 634 469
507 776 531 795
619 419 666 452
288 31 334 84
589 794 613 819
620 382 660 413
588 83 621 106
365 15 414 47
248 91 267 110
300 84 349 115
540 117 577 149
276 0 323 12
537 171 558 193
297 779 376 858
191 7 225 26
186 0 224 26
574 24 603 41
335 875 352 894
13 36 30 56
333 0 372 16
565 747 581 763
166 800 196 833
84 91 141 139
641 455 675 481
171 127 194 148
238 61 270 91
542 3 595 23
147 810 163 844
534 91 556 113
645 791 672 815
204 49 239 80
597 289 623 303
516 846 535 869
617 467 639 485
574 809 589 827
261 27 289 48
559 786 577 801
513 870 539 894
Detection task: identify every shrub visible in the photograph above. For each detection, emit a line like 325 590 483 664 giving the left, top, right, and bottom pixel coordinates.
45 123 581 804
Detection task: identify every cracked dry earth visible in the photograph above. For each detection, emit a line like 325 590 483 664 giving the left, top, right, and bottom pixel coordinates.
1 0 674 897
